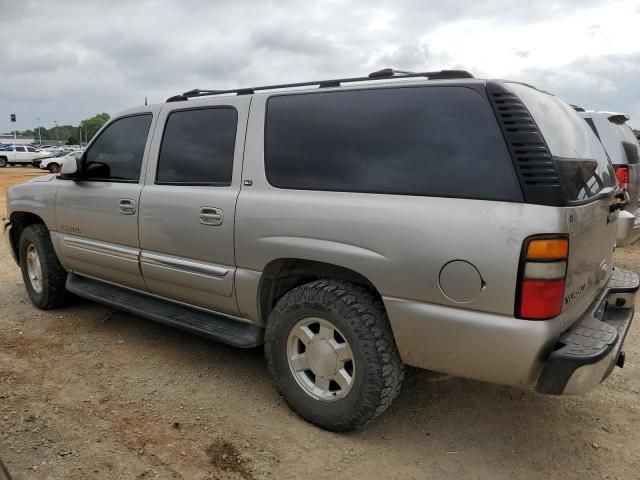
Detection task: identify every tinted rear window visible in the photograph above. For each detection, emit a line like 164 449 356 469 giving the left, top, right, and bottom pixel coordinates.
507 83 616 202
156 107 238 185
265 86 522 201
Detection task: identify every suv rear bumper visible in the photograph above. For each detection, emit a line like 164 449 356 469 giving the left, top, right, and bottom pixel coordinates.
616 208 640 246
536 268 638 395
385 268 638 392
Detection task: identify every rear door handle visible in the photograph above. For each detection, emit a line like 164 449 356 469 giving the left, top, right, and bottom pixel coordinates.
199 207 223 226
118 198 137 215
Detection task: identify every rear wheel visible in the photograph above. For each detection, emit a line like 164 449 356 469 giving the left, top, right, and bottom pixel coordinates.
19 224 69 309
0 157 7 167
47 162 60 173
265 280 405 431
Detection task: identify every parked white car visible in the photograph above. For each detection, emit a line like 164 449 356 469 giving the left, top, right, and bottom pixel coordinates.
0 145 49 167
40 151 82 173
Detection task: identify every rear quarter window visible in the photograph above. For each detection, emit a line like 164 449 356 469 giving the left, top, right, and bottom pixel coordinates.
507 83 616 202
265 86 523 202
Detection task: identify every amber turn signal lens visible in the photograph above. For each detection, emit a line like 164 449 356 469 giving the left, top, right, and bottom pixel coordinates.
526 239 569 260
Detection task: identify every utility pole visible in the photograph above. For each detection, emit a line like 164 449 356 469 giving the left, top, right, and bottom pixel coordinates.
54 120 59 143
37 117 42 144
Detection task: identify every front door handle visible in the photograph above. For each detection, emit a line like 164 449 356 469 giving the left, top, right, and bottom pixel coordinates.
199 207 223 226
118 198 137 215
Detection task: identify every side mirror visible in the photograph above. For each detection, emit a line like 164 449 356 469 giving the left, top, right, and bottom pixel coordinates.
58 155 81 180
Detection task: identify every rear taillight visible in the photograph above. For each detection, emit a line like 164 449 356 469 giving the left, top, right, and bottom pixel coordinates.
615 165 629 191
517 237 569 320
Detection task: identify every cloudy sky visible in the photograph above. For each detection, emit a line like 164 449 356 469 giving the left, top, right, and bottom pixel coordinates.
1 0 639 134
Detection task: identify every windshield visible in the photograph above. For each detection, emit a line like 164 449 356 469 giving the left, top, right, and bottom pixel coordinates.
507 82 616 202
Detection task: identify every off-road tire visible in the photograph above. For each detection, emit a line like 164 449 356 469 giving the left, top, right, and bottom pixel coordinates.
19 224 69 309
265 280 405 431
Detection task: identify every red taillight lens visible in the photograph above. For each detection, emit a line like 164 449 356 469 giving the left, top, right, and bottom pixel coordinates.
615 165 629 191
517 236 569 320
520 279 565 319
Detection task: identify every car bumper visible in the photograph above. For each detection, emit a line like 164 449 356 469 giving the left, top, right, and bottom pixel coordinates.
3 219 18 264
385 268 638 392
536 268 638 395
616 209 640 246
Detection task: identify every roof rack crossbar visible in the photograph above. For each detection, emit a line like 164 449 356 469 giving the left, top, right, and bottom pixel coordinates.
166 68 474 102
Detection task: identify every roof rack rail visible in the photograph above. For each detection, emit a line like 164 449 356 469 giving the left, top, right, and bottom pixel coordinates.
166 68 474 102
571 105 586 112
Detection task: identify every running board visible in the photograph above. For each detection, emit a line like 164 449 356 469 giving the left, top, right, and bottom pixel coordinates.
66 274 264 348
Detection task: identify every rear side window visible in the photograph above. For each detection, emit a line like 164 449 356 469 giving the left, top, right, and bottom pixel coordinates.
85 114 152 182
507 83 616 202
156 107 237 185
265 86 522 201
611 124 640 165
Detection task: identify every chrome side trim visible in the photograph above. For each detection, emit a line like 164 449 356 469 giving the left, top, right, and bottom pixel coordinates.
140 251 230 278
62 235 139 261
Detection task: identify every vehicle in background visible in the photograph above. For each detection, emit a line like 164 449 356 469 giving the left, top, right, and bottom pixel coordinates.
0 145 49 167
40 151 82 173
31 150 69 168
578 110 640 245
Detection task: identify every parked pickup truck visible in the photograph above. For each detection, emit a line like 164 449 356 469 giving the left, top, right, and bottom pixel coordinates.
0 145 48 167
4 69 639 431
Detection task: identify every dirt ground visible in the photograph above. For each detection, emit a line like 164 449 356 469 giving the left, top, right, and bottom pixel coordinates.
1 168 640 480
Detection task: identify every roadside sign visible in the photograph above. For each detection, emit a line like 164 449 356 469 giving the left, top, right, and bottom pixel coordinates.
10 114 16 122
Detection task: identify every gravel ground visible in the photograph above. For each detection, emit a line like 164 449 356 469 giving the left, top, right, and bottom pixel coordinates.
1 168 640 480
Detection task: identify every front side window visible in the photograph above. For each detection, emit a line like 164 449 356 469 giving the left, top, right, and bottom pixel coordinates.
84 114 152 182
156 107 238 185
265 86 522 201
507 83 615 202
16 146 26 152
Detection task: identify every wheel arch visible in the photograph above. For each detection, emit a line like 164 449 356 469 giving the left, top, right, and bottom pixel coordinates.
257 258 384 324
8 212 49 266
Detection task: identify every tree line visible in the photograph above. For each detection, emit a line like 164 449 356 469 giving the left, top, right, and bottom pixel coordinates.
12 113 110 145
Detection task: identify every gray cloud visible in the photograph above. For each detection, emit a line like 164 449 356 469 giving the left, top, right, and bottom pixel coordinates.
522 52 640 128
0 0 635 134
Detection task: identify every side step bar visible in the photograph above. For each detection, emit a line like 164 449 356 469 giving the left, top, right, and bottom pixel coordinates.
66 274 264 348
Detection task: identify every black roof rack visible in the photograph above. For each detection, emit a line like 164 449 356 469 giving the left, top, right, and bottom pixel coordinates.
166 68 474 102
571 104 586 112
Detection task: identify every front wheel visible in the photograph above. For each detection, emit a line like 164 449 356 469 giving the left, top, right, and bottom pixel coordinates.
47 162 60 173
0 157 7 167
265 280 405 431
19 224 70 309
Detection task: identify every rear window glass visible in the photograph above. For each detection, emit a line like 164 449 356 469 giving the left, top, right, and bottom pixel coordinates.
507 83 616 202
265 86 522 201
156 107 237 185
611 124 640 165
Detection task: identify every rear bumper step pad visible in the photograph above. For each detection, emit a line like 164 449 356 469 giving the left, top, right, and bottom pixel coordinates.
536 268 638 395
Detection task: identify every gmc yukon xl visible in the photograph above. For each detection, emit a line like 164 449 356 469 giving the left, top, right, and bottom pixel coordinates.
4 69 638 431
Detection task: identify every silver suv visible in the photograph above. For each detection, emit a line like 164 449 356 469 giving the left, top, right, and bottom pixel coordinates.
4 69 639 431
578 110 640 245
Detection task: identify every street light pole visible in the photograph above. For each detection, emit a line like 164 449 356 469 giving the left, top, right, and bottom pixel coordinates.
37 118 42 144
54 120 59 143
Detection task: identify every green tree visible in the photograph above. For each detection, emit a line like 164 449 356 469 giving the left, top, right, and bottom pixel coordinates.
80 113 110 142
633 128 640 139
67 135 79 145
